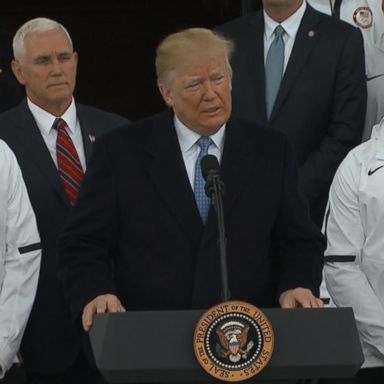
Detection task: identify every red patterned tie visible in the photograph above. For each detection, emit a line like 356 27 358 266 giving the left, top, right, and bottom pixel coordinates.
55 118 84 205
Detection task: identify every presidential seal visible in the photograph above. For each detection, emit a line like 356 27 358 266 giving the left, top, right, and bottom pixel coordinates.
194 301 274 382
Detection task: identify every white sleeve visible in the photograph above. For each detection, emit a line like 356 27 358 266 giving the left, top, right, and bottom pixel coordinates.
0 144 41 378
324 153 384 360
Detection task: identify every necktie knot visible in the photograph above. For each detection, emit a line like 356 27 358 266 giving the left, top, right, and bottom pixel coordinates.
197 136 212 153
274 25 285 39
54 118 68 132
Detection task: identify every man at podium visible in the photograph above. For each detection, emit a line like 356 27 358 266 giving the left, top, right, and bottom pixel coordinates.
57 28 325 332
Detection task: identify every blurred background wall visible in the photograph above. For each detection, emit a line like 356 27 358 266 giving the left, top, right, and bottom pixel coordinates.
0 0 263 120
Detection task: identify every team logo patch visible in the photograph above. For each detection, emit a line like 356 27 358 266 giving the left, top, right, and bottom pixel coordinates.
194 301 274 382
353 7 373 29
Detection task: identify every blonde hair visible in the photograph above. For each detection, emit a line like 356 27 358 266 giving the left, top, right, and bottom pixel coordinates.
13 17 73 60
156 27 234 86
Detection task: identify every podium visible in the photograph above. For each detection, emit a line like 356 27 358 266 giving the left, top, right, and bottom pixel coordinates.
89 308 363 383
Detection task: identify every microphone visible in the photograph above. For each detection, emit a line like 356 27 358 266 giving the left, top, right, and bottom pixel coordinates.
201 154 220 181
201 155 224 199
201 155 230 301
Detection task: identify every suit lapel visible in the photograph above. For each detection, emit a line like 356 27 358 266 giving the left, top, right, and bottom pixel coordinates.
15 101 69 205
146 110 204 245
248 13 268 123
202 117 254 244
145 113 255 246
76 104 94 164
270 6 322 120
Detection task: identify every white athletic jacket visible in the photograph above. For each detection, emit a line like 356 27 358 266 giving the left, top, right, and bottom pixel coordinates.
324 119 384 368
0 140 41 377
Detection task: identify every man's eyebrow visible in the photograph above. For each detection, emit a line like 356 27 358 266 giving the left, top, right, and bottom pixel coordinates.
33 54 51 62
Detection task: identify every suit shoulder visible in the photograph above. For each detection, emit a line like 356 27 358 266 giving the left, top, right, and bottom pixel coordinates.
0 104 26 140
76 103 129 126
234 116 289 148
311 6 363 36
216 11 261 37
0 103 23 122
97 113 154 148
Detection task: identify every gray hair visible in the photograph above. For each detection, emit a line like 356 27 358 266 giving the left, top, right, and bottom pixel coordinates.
13 17 73 60
156 27 234 87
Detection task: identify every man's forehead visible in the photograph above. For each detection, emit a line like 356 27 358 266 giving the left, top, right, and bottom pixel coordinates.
24 29 71 49
26 28 67 40
177 59 227 76
32 49 73 57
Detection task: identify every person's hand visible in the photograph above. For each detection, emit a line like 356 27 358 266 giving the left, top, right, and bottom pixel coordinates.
82 294 126 331
279 287 324 308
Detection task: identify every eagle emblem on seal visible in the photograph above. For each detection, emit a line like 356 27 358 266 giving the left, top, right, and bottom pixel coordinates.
216 321 254 363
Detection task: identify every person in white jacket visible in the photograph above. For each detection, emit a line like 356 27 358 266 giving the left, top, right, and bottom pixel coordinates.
0 139 41 379
324 118 384 383
308 0 384 141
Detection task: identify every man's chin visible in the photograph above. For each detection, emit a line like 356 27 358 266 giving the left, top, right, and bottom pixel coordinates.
47 91 72 104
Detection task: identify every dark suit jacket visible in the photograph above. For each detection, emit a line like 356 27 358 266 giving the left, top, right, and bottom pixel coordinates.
57 109 324 323
217 5 367 225
0 100 128 373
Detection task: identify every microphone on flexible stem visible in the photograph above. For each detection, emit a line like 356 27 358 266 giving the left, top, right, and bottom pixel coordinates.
201 155 230 302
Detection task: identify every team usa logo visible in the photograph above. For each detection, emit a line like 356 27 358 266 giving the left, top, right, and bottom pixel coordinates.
194 301 274 382
353 7 373 29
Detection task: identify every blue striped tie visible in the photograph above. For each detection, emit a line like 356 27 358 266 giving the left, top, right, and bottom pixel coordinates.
194 137 212 223
265 25 285 119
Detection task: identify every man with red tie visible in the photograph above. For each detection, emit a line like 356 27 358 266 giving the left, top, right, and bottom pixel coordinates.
0 17 128 384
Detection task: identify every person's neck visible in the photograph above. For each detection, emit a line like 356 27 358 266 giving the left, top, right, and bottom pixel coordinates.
28 97 72 117
264 0 303 23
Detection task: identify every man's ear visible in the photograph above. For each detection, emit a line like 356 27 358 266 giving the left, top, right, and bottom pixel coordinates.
73 51 78 66
11 60 26 85
158 83 174 107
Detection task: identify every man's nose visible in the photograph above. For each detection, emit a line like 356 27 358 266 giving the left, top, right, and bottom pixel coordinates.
51 57 63 74
202 81 216 99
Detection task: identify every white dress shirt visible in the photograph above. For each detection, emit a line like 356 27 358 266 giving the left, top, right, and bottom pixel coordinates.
174 115 225 190
27 98 87 171
324 119 384 368
0 140 41 378
264 0 307 72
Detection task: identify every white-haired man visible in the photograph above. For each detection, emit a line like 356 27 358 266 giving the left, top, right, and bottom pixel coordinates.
0 17 128 383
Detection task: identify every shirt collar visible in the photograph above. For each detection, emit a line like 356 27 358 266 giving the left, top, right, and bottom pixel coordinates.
264 0 306 41
174 114 226 154
27 97 77 134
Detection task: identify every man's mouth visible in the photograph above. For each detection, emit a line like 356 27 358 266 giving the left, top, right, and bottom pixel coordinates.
202 106 221 114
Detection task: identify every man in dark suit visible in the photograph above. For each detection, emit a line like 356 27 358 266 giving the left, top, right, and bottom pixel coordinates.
0 18 128 384
216 0 367 226
0 28 24 113
57 28 324 336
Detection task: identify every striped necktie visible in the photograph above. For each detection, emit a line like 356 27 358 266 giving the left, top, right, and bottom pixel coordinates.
55 118 84 205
